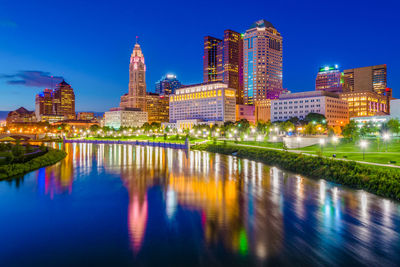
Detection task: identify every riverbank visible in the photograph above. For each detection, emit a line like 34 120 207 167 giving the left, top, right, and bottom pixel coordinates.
0 148 67 180
192 143 400 200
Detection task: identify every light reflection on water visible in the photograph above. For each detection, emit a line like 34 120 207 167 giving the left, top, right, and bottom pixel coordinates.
0 143 399 266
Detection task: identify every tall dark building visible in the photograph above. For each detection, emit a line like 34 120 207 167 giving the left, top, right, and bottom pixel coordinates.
155 74 182 95
203 30 243 104
203 36 221 83
342 64 388 95
53 80 76 120
35 88 54 120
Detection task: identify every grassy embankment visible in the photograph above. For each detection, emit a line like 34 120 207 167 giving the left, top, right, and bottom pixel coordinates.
192 142 400 200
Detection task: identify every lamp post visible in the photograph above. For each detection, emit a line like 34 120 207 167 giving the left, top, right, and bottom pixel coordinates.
296 136 301 149
319 138 325 155
332 136 338 151
360 140 368 161
383 133 390 152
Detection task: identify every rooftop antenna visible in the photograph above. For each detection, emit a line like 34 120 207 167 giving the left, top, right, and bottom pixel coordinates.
136 36 139 44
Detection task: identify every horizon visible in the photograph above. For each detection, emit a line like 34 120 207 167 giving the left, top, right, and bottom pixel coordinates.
0 0 398 112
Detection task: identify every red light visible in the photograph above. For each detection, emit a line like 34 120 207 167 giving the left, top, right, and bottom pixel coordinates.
386 88 390 92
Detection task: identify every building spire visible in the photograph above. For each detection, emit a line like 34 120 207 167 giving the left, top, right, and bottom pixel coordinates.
136 36 139 44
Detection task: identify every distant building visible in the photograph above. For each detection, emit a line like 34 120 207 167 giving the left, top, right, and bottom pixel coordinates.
236 104 255 124
271 91 349 126
340 91 389 118
120 40 147 111
53 119 99 130
104 107 148 129
155 74 182 95
243 20 284 104
77 112 95 121
53 80 76 120
169 82 236 124
255 99 271 122
35 88 54 121
40 114 65 124
204 30 244 104
6 107 37 125
146 93 169 124
315 65 342 93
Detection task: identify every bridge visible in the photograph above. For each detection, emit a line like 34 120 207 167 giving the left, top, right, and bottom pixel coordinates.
0 133 44 141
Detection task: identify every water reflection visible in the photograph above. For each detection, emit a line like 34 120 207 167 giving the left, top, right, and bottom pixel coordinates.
1 143 400 266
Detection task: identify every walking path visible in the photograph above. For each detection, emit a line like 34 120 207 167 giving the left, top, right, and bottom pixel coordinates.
230 143 400 169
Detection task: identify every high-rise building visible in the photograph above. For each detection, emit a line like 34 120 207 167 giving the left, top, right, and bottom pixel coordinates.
53 80 76 120
203 36 222 83
155 74 182 95
315 65 343 93
146 93 169 123
203 30 244 104
342 64 387 94
120 40 147 111
243 20 283 104
35 88 54 121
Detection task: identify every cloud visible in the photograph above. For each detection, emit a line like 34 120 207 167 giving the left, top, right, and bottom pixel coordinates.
0 19 17 28
0 71 64 88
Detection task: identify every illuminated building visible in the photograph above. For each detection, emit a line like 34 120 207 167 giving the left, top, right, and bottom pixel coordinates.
169 82 236 125
255 99 271 122
40 114 65 124
35 88 54 121
53 80 76 120
203 36 221 83
53 119 99 129
120 39 147 111
6 107 37 125
204 30 244 104
271 91 349 126
155 74 182 95
340 91 388 118
77 112 95 121
315 65 343 93
236 105 255 124
243 20 283 104
104 107 147 129
146 93 169 123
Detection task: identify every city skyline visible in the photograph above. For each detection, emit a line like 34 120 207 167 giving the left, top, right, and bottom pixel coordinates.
0 0 398 112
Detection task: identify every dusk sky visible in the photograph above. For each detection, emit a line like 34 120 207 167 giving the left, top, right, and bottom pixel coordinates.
0 0 398 112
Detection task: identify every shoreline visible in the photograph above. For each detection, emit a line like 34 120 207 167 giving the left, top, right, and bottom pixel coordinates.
192 143 400 201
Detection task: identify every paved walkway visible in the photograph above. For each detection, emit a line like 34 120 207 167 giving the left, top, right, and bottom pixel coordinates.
231 143 400 169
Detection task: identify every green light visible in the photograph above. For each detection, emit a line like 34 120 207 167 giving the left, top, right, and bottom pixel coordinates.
239 229 248 255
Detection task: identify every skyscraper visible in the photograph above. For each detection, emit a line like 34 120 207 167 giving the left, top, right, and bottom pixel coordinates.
203 36 221 83
243 19 283 105
315 65 343 93
35 88 54 120
203 30 243 104
342 64 388 95
120 39 147 111
53 80 75 120
155 74 182 95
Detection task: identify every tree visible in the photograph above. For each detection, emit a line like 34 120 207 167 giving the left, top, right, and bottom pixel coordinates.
304 113 326 125
236 119 250 133
282 121 294 133
287 116 300 126
89 124 100 132
304 122 316 135
342 121 360 141
387 118 400 136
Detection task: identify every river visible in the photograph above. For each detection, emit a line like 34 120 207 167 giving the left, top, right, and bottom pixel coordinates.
0 143 399 266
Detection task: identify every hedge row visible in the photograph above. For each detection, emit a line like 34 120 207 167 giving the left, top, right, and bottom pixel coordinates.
0 148 67 180
192 143 400 200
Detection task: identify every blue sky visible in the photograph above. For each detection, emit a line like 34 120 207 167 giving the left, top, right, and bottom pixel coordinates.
0 0 399 112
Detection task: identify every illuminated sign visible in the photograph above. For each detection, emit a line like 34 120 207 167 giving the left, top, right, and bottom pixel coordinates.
319 65 339 72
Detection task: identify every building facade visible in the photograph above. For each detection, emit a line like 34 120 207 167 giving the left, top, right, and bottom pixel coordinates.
120 41 147 111
340 91 389 118
53 80 76 120
6 107 37 125
243 19 283 104
169 82 236 123
271 91 349 126
236 104 255 124
155 74 182 95
315 65 342 93
203 36 222 83
104 107 148 129
35 88 54 121
255 99 271 122
146 93 169 124
77 112 96 121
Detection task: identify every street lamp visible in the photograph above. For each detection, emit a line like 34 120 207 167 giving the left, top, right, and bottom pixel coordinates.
319 138 325 155
383 133 390 152
332 136 338 151
296 136 301 149
360 140 368 160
